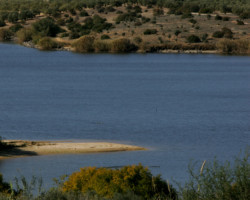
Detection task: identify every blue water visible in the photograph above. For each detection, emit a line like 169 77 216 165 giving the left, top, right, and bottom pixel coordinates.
0 43 249 186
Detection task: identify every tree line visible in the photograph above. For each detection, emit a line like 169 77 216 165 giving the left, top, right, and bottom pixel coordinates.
0 0 249 20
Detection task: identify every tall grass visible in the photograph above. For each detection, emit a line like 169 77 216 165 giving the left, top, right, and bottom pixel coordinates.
217 39 250 55
179 148 250 200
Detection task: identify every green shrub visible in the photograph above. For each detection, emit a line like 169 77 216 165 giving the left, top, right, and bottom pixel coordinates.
92 15 112 32
19 10 35 20
9 24 23 33
38 37 58 50
134 21 142 26
222 27 233 39
179 149 250 200
16 28 33 43
199 7 213 14
213 31 224 38
142 17 150 23
144 29 157 35
79 15 112 33
0 29 12 41
133 36 142 44
8 12 18 23
181 13 193 19
239 11 250 19
74 36 95 53
69 31 80 39
57 19 65 26
202 33 208 42
153 8 164 16
187 35 201 43
158 37 163 44
115 12 138 23
80 10 89 17
101 34 110 40
237 20 244 25
60 32 69 38
63 164 177 199
0 20 5 27
133 6 142 13
175 30 181 36
222 17 230 21
189 19 197 24
32 17 62 37
215 15 222 20
106 6 116 13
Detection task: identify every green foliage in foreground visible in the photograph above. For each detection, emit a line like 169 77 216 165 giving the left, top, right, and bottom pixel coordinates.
179 149 250 200
0 148 249 200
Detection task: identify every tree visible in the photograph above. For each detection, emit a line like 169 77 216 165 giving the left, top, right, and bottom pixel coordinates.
8 12 18 23
187 35 201 43
32 17 62 37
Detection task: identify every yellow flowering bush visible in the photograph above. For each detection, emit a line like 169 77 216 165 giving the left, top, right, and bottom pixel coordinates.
63 164 177 199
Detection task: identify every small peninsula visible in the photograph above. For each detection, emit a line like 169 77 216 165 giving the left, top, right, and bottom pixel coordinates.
0 140 145 159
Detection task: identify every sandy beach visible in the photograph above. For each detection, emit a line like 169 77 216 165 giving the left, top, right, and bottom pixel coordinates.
0 140 145 159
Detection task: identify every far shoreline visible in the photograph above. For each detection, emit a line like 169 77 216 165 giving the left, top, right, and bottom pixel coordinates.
21 41 219 54
4 42 250 56
0 140 146 160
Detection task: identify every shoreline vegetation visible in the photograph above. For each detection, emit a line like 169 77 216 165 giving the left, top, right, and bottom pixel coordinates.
0 140 145 159
0 0 249 55
0 148 249 200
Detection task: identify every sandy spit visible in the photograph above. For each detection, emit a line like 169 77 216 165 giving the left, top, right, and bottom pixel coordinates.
0 140 146 160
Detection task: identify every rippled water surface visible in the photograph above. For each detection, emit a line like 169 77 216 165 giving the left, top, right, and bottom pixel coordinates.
0 43 249 185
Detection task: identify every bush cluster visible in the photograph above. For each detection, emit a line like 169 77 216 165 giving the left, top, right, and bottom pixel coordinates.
144 29 157 35
115 12 140 24
153 7 164 16
0 29 12 41
67 15 112 39
213 27 233 39
32 17 62 37
187 35 201 43
74 36 137 53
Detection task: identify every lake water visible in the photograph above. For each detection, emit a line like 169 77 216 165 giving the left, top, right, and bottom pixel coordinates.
0 43 249 186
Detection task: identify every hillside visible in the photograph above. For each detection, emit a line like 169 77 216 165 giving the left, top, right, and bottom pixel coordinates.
0 0 249 54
